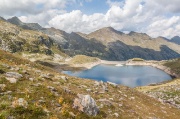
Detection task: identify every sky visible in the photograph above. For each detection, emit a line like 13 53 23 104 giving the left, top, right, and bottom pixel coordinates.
0 0 180 38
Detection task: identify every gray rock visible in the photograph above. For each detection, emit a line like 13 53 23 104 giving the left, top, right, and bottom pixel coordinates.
28 78 34 81
6 77 18 83
114 113 119 117
6 72 23 79
40 74 52 80
86 89 92 92
0 84 6 91
98 98 113 106
102 83 108 92
60 76 68 81
12 98 28 108
107 81 118 87
94 81 100 87
64 87 71 94
73 94 99 116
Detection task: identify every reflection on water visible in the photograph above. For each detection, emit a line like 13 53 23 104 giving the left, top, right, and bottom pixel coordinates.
62 64 172 87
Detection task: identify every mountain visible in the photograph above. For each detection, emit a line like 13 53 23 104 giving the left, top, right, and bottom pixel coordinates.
7 16 43 30
170 36 180 45
3 17 180 61
0 18 67 63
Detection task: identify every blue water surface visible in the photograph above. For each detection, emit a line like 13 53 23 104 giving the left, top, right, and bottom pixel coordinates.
62 64 172 87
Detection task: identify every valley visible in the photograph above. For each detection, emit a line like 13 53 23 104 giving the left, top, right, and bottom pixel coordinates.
0 16 180 119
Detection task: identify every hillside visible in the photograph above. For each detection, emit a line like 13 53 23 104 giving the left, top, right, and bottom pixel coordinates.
1 50 180 118
136 58 180 110
6 17 180 61
0 19 68 63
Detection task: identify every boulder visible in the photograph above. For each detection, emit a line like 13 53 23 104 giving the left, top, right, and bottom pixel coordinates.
12 98 28 108
6 77 18 83
5 72 23 79
73 94 99 116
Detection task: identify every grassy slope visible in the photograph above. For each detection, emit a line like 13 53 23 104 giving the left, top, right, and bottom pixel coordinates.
164 58 180 76
68 55 100 64
136 58 180 111
0 50 180 119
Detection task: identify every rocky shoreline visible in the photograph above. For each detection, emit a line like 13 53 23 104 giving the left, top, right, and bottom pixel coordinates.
72 60 177 78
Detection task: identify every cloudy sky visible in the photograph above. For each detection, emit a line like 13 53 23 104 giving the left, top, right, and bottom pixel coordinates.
0 0 180 38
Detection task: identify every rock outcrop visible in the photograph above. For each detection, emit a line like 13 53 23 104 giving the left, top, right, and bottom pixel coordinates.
73 94 99 116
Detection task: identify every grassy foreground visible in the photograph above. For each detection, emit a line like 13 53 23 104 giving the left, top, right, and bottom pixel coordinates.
0 50 180 119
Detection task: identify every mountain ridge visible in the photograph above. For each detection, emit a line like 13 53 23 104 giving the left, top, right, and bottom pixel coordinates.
2 16 180 61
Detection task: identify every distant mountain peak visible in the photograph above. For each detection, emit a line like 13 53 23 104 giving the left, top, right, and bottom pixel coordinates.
172 36 180 39
0 16 6 21
170 36 180 45
91 26 124 35
129 31 148 35
7 16 23 25
7 16 42 30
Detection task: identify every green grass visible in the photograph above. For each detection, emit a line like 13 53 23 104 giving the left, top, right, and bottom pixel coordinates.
69 55 99 64
132 58 144 61
164 58 180 75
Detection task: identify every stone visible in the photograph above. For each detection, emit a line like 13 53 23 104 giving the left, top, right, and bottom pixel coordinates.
0 84 6 91
107 81 118 87
86 89 92 92
47 86 56 91
102 83 108 92
64 87 71 94
94 81 100 87
73 94 99 116
47 73 54 77
98 99 113 106
40 74 52 80
6 77 18 83
29 78 34 81
12 98 28 108
53 82 60 85
69 112 76 117
114 113 119 117
6 72 23 79
60 76 68 81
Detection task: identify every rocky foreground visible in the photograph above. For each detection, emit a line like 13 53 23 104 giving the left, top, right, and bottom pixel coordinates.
1 50 180 119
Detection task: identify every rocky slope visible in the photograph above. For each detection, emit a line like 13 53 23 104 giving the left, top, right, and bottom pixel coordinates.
0 19 68 63
136 58 180 110
1 50 180 119
6 17 180 61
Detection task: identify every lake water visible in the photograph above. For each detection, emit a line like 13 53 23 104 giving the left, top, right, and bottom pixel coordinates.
62 64 172 87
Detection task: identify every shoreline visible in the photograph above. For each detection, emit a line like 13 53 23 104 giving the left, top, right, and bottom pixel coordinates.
71 60 177 78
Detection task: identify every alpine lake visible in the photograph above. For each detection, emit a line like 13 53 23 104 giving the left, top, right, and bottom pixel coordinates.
62 64 172 87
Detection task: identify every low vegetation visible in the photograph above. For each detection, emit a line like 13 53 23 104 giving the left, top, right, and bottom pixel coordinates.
164 58 180 76
68 55 100 64
131 58 144 61
1 49 180 119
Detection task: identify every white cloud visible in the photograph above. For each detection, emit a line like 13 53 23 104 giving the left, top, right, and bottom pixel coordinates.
48 0 145 34
48 10 108 33
19 9 66 26
146 16 180 38
0 0 70 16
1 0 180 38
149 0 180 13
